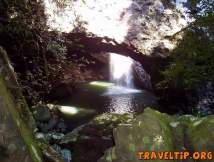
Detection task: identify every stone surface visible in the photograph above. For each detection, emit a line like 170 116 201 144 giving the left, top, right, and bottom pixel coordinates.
196 82 214 116
0 47 43 162
99 108 214 162
133 61 152 90
125 0 189 56
33 106 51 122
0 80 34 162
38 142 65 162
186 116 214 152
60 113 134 162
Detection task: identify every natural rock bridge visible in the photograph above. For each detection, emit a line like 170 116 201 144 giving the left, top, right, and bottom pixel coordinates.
66 32 169 86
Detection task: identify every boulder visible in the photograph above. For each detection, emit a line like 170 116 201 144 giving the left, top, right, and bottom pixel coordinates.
60 113 134 162
99 108 214 162
33 106 51 122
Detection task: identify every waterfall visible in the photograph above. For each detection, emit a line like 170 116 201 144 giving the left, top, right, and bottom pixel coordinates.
110 53 134 88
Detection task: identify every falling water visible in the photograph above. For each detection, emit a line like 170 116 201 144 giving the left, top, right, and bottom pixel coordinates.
110 53 134 88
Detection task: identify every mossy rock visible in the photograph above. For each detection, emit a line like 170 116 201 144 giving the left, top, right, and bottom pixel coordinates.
0 47 43 162
99 108 176 162
99 108 214 162
187 116 214 153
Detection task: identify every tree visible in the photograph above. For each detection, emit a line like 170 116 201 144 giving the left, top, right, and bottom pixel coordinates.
158 0 214 90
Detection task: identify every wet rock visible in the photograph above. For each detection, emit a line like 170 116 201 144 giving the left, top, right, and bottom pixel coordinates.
38 142 65 162
47 115 60 131
36 122 50 133
33 105 51 122
51 144 72 162
51 144 62 154
56 119 67 133
36 120 61 133
60 125 86 143
133 61 152 90
46 132 65 142
60 113 134 162
99 108 214 162
35 132 65 143
61 149 72 162
33 104 70 133
35 132 46 141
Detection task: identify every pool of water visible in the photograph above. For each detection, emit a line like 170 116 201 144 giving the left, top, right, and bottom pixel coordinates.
59 81 158 129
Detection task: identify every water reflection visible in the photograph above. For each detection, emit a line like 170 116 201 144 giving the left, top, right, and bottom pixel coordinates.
61 82 157 129
62 82 157 114
104 86 141 95
107 95 135 114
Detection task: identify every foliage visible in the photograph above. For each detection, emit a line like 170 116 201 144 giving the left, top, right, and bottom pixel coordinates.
158 1 214 90
0 0 98 104
0 0 60 104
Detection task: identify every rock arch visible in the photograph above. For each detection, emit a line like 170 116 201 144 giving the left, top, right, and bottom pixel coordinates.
66 32 169 87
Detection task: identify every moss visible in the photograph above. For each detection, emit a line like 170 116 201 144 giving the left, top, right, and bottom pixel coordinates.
92 113 134 125
0 76 43 162
0 47 36 130
187 115 214 153
138 108 175 151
